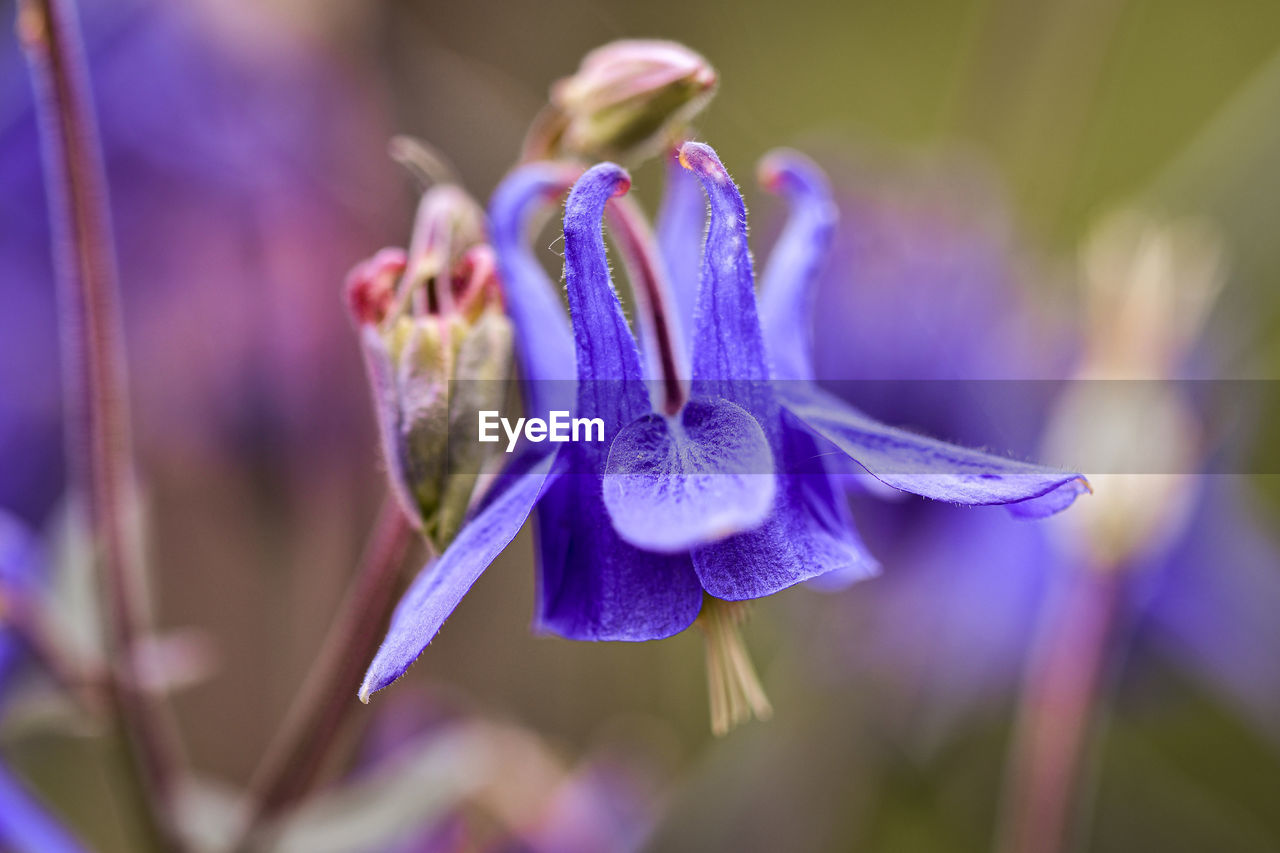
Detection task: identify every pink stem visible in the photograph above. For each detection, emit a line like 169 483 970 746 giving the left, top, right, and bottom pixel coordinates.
240 498 415 835
997 568 1122 853
18 0 187 848
605 197 687 415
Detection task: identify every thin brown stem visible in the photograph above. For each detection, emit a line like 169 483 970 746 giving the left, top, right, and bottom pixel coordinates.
239 498 415 840
997 568 1122 853
606 197 687 415
18 0 185 848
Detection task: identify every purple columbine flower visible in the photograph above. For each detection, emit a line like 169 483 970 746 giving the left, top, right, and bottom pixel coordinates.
360 142 1088 728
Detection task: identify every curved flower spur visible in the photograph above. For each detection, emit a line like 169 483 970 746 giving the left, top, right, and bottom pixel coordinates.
359 141 1089 734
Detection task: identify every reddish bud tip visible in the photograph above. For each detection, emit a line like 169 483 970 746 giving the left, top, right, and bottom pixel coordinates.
344 248 406 325
456 245 502 313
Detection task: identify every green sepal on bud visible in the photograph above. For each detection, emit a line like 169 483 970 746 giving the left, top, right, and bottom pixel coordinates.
524 39 717 165
346 188 513 552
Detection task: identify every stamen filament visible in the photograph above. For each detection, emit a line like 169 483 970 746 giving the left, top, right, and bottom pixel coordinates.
699 597 773 736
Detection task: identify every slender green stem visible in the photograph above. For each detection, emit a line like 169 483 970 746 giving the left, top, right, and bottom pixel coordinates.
239 498 415 842
17 0 184 847
997 568 1121 853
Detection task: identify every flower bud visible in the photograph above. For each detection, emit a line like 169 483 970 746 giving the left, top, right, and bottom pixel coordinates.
1079 210 1224 378
529 40 717 164
1041 211 1224 572
346 187 513 550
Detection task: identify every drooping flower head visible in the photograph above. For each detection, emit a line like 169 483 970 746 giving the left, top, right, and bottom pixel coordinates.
360 138 1088 732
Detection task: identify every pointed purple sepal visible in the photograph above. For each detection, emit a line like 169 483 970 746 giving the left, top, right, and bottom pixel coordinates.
359 451 559 701
655 149 705 343
489 163 580 414
757 149 838 382
781 387 1089 514
535 455 705 640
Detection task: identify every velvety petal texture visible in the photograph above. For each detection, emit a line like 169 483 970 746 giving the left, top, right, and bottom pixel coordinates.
680 142 875 597
692 420 881 600
782 387 1088 512
562 164 651 424
536 163 705 640
360 452 559 701
758 149 838 383
535 462 705 641
680 142 773 412
488 163 579 413
655 150 706 343
603 398 775 553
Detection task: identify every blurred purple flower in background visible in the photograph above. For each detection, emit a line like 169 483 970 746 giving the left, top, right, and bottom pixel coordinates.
801 162 1074 731
802 164 1280 749
0 0 399 527
1 0 410 798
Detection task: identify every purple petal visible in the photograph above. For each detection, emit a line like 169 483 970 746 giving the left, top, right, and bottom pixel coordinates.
691 416 880 600
603 398 776 553
781 387 1089 513
0 766 87 853
530 164 705 639
679 143 878 594
679 142 772 416
757 150 838 382
535 452 704 640
786 425 883 591
563 164 650 426
1006 479 1094 519
488 163 579 413
359 451 559 700
1140 477 1280 741
655 150 705 346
